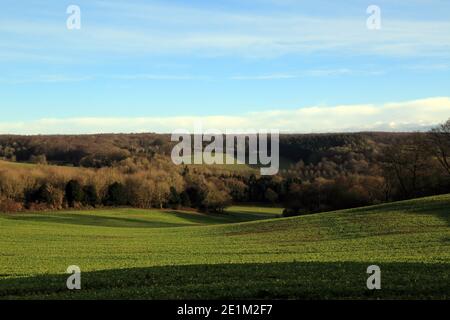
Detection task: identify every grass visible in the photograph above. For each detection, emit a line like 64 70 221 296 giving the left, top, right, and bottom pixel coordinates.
0 160 38 168
1 206 281 229
0 195 449 299
185 153 259 174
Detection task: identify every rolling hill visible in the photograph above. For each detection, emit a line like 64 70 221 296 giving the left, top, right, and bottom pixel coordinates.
0 195 449 299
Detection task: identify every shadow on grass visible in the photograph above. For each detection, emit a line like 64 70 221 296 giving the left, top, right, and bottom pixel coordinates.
5 208 280 229
5 213 187 228
167 210 280 224
0 261 448 300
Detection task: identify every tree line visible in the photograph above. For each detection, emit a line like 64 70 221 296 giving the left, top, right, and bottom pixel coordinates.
0 119 449 215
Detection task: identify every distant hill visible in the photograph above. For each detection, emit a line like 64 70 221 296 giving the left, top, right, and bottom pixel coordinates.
0 132 416 168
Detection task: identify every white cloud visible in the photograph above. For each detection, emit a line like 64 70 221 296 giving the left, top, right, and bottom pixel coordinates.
0 68 380 85
0 74 94 84
1 2 450 60
1 97 449 134
403 63 450 72
0 73 210 84
230 68 358 80
108 74 210 81
230 73 299 80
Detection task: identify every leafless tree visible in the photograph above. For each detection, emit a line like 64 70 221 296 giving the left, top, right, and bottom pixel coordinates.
428 119 450 176
381 133 431 199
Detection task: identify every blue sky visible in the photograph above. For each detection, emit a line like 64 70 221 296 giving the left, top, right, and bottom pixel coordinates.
0 0 449 133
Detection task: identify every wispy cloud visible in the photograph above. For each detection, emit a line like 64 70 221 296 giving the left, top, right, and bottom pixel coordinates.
0 67 379 84
1 97 449 134
230 68 386 81
108 74 211 81
1 2 450 61
0 74 94 84
403 63 450 72
306 68 353 77
230 73 299 80
0 73 211 84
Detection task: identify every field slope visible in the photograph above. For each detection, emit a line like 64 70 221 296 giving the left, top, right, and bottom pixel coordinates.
0 195 449 299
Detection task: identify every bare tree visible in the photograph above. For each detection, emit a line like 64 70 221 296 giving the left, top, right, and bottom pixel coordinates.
428 119 450 176
381 133 431 199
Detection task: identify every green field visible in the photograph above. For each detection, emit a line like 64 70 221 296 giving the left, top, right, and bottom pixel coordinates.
0 195 449 299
